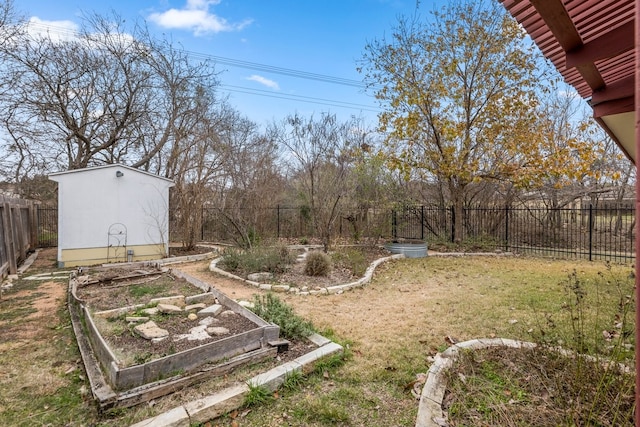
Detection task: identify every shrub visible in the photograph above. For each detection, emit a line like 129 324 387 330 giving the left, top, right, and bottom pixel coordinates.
251 293 314 340
218 245 294 276
304 251 332 277
331 248 368 277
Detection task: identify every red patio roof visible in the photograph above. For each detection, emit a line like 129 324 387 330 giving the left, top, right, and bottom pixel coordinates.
501 0 636 161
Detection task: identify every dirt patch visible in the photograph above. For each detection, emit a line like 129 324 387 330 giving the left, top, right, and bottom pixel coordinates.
29 281 66 319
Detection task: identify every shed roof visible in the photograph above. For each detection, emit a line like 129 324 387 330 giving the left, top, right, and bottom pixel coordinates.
49 164 174 185
501 0 636 162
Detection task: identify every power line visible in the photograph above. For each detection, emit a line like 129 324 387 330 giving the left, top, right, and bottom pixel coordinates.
24 20 382 114
25 20 376 91
221 84 382 113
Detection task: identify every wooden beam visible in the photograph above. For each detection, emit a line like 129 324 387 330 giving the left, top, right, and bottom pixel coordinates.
529 0 582 51
591 74 635 105
566 21 634 67
530 0 607 92
592 95 635 117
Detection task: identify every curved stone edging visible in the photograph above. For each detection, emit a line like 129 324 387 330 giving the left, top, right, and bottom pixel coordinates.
209 253 405 295
415 338 536 427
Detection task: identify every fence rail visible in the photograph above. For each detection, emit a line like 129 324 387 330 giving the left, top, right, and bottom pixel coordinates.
17 203 636 266
391 205 635 263
0 196 40 278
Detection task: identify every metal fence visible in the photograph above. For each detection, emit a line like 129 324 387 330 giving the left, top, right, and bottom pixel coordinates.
391 205 635 263
35 203 636 263
36 207 58 248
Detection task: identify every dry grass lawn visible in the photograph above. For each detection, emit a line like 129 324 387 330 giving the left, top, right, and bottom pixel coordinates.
0 249 633 426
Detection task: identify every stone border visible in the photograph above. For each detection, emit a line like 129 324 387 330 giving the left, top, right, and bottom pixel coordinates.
209 253 405 295
130 333 343 427
415 338 536 427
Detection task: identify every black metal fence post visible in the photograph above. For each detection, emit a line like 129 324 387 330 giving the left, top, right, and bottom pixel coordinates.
421 205 425 241
589 204 593 261
504 205 509 251
450 206 455 243
392 209 397 240
201 207 205 241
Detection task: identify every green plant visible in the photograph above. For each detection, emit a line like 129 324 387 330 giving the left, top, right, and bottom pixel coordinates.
129 283 168 298
244 383 274 408
218 245 294 276
250 293 314 340
304 250 332 277
332 247 368 277
281 369 305 392
291 392 351 424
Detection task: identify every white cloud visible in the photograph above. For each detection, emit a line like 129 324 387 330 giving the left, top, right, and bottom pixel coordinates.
247 75 280 90
148 0 252 36
27 17 79 42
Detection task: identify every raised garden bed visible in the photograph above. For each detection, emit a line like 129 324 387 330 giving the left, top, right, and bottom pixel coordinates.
68 265 282 410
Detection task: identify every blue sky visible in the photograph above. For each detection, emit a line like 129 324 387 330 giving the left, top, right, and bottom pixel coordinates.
14 0 426 128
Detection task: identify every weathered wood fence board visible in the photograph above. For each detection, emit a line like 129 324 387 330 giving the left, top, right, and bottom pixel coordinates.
0 196 38 278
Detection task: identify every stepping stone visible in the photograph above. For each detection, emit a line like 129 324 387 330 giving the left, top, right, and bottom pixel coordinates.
158 303 183 314
185 303 206 312
142 307 159 315
150 295 185 307
206 326 230 336
198 316 219 326
126 316 149 323
197 304 223 317
247 272 273 282
134 321 169 340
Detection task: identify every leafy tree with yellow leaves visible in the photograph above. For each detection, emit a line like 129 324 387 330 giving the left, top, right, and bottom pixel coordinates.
359 0 599 242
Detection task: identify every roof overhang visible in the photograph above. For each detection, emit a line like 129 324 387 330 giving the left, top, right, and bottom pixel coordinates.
501 0 636 162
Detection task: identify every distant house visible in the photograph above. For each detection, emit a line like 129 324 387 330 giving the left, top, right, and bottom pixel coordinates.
49 164 174 268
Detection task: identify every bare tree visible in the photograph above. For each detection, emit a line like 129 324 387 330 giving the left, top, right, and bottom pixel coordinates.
273 113 360 250
0 12 218 180
215 127 283 248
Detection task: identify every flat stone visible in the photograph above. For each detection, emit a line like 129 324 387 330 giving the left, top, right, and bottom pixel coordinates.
219 310 236 317
247 272 274 282
126 316 149 323
129 405 190 427
272 285 290 293
142 307 159 315
206 326 230 336
198 316 219 326
185 303 206 311
135 321 169 340
237 300 255 309
175 325 211 341
184 383 250 424
150 295 186 307
197 304 223 317
157 303 183 314
185 293 218 304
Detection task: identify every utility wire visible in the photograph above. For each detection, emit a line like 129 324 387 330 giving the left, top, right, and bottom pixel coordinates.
221 84 381 112
25 20 377 90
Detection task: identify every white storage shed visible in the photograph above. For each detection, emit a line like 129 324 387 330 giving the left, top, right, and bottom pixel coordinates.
49 164 174 267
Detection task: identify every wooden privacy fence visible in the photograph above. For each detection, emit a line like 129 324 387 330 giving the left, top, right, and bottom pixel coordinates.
0 196 38 278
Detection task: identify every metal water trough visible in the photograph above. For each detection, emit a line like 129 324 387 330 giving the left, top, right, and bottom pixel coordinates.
384 241 428 258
